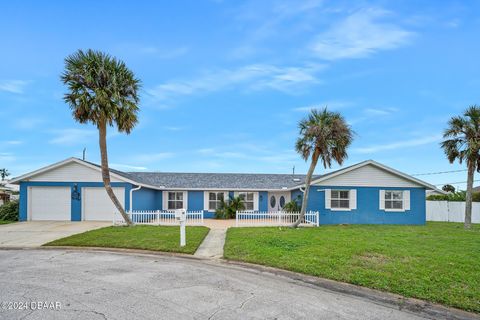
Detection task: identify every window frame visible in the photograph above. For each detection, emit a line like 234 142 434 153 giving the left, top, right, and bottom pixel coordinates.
208 191 226 211
166 191 186 210
330 189 351 211
237 191 255 211
384 190 404 212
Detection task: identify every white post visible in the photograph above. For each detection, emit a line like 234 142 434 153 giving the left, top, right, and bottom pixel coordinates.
236 211 239 227
180 219 186 247
316 211 319 227
112 211 116 226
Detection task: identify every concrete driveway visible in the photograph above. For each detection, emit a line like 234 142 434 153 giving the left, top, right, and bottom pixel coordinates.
0 221 111 247
0 249 459 320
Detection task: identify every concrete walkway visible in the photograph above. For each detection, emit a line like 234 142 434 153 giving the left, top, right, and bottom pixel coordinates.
0 221 111 247
194 219 234 259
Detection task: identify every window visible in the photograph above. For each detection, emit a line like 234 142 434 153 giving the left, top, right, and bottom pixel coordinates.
279 196 286 208
384 191 403 210
208 192 225 210
167 191 184 210
331 190 350 209
270 196 276 208
238 192 254 210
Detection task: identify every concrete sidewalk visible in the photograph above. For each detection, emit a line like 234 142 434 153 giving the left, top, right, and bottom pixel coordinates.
194 219 233 259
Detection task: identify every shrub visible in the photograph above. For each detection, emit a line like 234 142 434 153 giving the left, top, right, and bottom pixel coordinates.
0 200 19 221
215 197 245 219
283 200 301 212
426 191 480 202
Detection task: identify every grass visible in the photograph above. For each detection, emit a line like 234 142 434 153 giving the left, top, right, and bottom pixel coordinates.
224 222 480 313
45 225 210 254
0 220 16 224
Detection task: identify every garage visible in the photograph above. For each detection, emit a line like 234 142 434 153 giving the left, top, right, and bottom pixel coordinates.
82 187 125 221
28 186 71 221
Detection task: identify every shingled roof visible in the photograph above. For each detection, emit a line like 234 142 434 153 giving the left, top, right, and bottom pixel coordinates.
120 172 321 190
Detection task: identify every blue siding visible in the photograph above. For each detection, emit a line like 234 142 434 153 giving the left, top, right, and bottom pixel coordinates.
303 185 426 225
188 191 204 211
19 181 132 221
131 188 158 211
259 191 268 211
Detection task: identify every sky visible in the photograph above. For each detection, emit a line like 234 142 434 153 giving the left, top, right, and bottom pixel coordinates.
1 0 479 190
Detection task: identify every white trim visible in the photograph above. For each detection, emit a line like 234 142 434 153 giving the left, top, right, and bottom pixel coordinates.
381 190 409 212
163 190 188 210
350 189 357 210
204 191 228 211
379 190 385 210
129 185 141 212
234 191 258 211
325 189 331 209
304 160 443 192
329 189 352 211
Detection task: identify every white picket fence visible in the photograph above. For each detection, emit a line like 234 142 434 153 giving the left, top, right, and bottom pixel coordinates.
113 210 204 226
426 201 480 223
235 211 319 227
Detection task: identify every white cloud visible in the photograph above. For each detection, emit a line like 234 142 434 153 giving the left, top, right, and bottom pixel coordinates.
110 163 148 171
147 63 324 104
0 80 29 94
49 129 96 146
0 152 15 163
352 135 441 154
311 8 413 60
363 107 398 116
14 117 44 130
4 140 22 145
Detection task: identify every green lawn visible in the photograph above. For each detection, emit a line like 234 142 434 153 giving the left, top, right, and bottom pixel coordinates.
0 220 16 224
45 225 210 254
224 222 480 312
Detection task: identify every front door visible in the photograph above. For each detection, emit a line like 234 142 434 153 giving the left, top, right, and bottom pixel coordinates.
268 192 290 212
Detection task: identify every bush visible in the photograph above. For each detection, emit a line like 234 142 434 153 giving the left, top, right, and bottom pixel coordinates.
426 191 480 202
0 200 19 221
215 197 245 219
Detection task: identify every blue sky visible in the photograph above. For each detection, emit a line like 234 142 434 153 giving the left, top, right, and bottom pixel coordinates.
1 0 479 190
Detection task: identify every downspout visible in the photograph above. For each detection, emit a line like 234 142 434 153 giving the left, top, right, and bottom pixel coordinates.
129 185 142 212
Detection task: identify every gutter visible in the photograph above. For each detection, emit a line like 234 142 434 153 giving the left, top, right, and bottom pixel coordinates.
129 185 142 212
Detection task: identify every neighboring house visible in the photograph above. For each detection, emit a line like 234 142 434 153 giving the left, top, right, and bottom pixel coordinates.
0 180 19 205
10 157 440 225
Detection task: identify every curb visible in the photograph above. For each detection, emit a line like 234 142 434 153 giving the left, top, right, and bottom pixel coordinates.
1 246 478 320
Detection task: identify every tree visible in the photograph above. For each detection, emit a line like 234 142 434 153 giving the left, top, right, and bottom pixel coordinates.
441 105 480 229
0 169 10 181
61 49 140 226
292 108 353 228
442 184 455 193
283 200 301 213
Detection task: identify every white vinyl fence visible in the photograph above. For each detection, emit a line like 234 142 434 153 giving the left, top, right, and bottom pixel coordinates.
113 210 204 226
426 201 480 223
235 211 319 227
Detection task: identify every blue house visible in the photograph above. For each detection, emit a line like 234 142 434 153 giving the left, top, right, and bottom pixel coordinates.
10 157 440 225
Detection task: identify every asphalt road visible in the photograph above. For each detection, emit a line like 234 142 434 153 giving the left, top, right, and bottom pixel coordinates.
0 249 430 320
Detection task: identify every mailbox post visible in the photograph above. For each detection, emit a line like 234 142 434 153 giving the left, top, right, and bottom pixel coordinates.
175 209 187 247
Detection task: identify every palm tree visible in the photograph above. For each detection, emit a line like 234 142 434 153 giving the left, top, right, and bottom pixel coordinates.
291 108 353 228
61 49 140 226
0 169 10 181
441 105 480 229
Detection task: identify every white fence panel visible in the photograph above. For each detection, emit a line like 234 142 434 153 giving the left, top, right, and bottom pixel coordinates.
235 211 319 227
113 210 204 226
426 201 480 223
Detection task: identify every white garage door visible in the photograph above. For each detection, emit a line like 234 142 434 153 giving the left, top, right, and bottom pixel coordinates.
82 187 125 221
29 186 71 221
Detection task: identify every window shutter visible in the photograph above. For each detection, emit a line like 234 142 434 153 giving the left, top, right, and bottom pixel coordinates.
325 189 331 209
162 191 168 210
253 192 259 211
350 189 357 210
203 192 209 211
404 190 410 211
379 190 385 210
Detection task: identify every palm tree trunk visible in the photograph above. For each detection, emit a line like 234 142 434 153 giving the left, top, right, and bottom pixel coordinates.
98 120 133 226
291 149 320 228
464 161 474 229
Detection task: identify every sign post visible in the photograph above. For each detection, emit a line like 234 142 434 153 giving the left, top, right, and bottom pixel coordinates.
175 209 187 247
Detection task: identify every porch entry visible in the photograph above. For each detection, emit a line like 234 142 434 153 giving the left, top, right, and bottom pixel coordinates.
268 192 290 212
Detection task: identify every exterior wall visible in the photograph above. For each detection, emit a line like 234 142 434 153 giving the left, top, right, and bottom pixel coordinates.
131 188 160 211
314 164 424 188
303 185 425 225
27 162 123 182
291 189 303 205
188 191 204 211
19 181 132 221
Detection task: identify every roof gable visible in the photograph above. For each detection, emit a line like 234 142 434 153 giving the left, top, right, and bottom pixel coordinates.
308 160 439 190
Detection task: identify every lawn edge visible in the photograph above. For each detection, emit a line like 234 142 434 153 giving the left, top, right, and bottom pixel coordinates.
220 258 479 320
